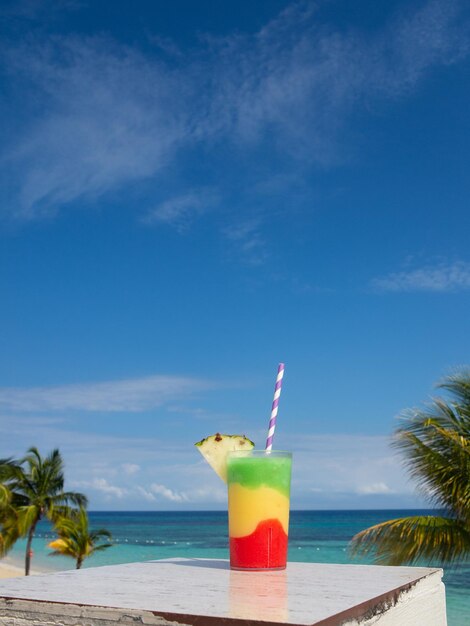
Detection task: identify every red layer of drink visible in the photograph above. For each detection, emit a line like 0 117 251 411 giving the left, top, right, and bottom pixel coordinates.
230 519 288 570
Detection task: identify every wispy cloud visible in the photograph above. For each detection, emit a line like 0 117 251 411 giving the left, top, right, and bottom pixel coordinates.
0 0 468 220
222 219 268 265
205 0 469 156
356 482 393 495
371 260 470 293
2 36 190 219
71 477 127 499
149 483 189 503
137 483 225 504
280 432 413 505
0 411 418 508
0 374 215 412
136 486 157 502
143 189 218 231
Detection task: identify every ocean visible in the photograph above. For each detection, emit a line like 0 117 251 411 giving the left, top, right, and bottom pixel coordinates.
4 509 469 625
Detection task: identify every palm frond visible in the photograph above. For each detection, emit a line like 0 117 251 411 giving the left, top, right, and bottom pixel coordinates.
15 505 40 536
395 429 470 515
48 504 78 523
89 528 112 541
438 370 470 405
393 399 470 516
0 527 20 556
0 458 19 483
48 537 77 558
351 370 470 566
48 506 112 564
350 515 470 565
42 449 65 494
0 484 11 507
90 542 113 553
59 491 88 508
3 462 37 499
0 497 21 555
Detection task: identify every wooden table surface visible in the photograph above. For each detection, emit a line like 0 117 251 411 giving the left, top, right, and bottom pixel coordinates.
0 558 445 626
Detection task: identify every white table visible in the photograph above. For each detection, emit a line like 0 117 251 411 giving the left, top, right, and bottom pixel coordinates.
0 558 447 625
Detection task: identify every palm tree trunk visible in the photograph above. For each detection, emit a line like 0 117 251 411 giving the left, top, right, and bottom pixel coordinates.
25 517 39 576
76 556 83 569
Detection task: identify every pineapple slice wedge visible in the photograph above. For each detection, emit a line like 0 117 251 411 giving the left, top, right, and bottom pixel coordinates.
195 433 255 483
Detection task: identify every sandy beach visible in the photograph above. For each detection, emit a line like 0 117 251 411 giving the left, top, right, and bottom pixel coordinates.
0 560 43 578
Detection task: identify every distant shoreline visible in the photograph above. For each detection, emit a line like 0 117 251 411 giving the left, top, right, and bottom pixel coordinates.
0 557 46 579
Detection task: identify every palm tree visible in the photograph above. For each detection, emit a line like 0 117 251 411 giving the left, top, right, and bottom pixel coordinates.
48 506 112 569
0 447 87 575
0 482 18 555
350 370 470 565
0 461 21 557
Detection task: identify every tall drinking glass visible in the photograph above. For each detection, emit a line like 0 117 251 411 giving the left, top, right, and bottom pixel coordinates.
227 450 292 570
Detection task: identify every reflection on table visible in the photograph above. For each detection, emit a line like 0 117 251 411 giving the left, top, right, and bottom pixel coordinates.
229 568 288 622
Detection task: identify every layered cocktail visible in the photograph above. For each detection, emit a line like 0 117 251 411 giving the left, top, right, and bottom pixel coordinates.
227 450 292 570
195 363 290 570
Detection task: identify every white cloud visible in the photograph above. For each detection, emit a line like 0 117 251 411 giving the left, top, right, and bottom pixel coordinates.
371 261 470 293
356 482 394 495
2 36 189 219
136 486 156 502
187 485 227 504
281 433 412 502
136 483 226 505
0 0 468 219
0 412 429 509
0 373 214 412
0 414 229 507
72 477 127 499
150 483 189 503
206 0 469 158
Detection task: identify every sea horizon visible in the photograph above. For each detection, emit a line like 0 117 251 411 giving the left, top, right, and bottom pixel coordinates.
82 506 444 513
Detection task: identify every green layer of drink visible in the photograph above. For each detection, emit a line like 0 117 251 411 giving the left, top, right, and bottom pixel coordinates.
227 455 291 496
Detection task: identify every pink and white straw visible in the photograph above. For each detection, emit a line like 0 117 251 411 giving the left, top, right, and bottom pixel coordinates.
265 363 285 451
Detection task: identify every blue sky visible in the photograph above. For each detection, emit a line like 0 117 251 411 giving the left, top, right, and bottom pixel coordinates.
1 0 469 510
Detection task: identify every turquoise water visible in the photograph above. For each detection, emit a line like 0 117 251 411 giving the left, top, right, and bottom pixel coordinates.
4 510 469 625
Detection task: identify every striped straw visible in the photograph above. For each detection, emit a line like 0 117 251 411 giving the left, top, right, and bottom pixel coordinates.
265 363 285 451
